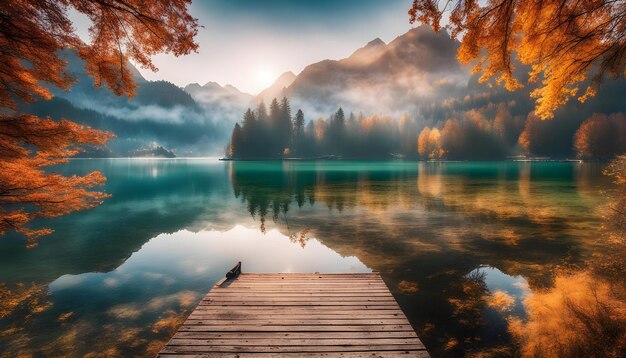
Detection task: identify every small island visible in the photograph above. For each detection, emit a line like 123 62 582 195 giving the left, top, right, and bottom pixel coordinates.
131 145 176 158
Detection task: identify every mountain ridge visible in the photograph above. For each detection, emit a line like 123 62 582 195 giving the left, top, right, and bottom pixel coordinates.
256 71 297 102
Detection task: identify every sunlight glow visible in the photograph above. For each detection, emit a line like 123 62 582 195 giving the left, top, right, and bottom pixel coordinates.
255 67 275 90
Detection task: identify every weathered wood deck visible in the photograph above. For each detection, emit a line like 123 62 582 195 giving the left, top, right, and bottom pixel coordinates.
158 269 429 357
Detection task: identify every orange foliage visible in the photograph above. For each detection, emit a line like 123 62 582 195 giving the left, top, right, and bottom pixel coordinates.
518 113 543 156
0 1 198 244
359 115 394 134
409 1 626 119
574 113 626 159
0 115 113 246
603 156 626 246
0 282 51 320
417 127 444 159
509 272 626 357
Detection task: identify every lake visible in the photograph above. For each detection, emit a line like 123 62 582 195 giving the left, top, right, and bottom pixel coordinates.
0 159 612 356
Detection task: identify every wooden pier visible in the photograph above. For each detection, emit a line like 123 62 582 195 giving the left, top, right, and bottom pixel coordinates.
158 265 429 357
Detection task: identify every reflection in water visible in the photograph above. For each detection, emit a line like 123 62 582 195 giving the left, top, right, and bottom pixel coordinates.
0 226 368 356
509 158 626 357
0 159 615 356
227 161 611 356
510 272 626 357
0 283 50 320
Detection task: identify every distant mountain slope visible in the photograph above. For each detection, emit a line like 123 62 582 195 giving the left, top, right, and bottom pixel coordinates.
21 51 229 156
136 80 200 110
243 25 626 158
284 25 468 117
183 81 254 124
256 71 297 103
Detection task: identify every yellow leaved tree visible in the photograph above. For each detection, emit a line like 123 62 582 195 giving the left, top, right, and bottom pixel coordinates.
409 0 626 119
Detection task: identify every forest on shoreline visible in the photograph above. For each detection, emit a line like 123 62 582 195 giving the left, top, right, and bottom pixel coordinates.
226 97 626 161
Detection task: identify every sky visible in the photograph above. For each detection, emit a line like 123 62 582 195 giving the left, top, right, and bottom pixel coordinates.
126 0 415 95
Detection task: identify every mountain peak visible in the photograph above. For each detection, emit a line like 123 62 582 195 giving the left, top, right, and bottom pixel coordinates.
276 71 296 83
184 82 202 91
223 84 252 97
223 84 240 92
366 38 385 47
202 81 222 90
346 37 387 64
256 71 297 101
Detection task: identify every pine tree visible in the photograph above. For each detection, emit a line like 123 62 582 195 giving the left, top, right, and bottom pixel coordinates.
253 101 272 157
229 123 243 158
256 101 268 122
242 108 256 131
239 109 257 157
281 97 292 123
293 109 305 155
278 97 293 154
329 107 346 155
269 98 281 124
294 109 305 136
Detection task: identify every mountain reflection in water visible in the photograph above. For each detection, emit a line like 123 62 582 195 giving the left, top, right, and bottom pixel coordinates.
0 159 615 356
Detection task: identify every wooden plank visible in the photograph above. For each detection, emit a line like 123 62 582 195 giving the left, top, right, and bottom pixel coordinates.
202 298 396 303
206 292 394 296
168 338 422 346
227 282 387 285
158 272 428 357
177 324 415 332
203 296 396 301
181 319 410 325
193 305 403 311
188 314 405 320
233 275 383 278
225 281 388 284
200 299 399 304
219 283 387 286
172 332 419 339
190 309 404 315
198 305 400 308
219 278 383 281
208 290 393 294
160 344 425 353
158 352 431 358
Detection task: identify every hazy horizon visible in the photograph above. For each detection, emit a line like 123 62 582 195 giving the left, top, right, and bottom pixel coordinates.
71 0 415 94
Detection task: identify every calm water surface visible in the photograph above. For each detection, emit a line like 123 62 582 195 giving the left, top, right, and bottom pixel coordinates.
0 160 611 357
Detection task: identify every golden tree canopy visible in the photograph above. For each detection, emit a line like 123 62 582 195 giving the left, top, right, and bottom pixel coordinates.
409 0 626 119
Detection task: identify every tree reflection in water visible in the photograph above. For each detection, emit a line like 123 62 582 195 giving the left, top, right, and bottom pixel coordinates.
0 283 197 357
509 157 626 357
228 160 623 356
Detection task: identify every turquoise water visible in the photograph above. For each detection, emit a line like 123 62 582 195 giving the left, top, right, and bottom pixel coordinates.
0 160 611 356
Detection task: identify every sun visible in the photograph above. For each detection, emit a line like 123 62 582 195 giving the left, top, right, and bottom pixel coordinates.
255 67 275 90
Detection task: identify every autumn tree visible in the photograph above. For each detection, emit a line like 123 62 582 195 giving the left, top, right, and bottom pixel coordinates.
574 113 626 159
417 127 443 159
417 127 431 159
409 0 626 119
0 0 198 246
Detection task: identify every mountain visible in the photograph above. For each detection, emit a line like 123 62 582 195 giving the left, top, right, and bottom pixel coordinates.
256 71 297 103
241 25 626 159
21 51 229 156
183 81 254 123
344 38 386 65
282 25 469 117
19 27 626 159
